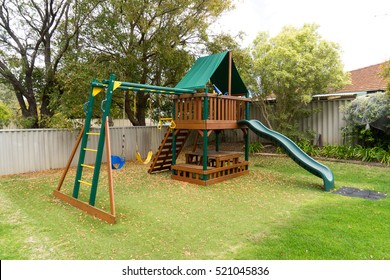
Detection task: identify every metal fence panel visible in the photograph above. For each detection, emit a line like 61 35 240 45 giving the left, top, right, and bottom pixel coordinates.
235 100 352 146
0 99 352 176
0 127 166 176
300 99 352 145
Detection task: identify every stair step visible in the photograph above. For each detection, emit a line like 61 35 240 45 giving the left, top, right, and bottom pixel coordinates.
148 128 190 174
84 148 97 152
87 132 100 136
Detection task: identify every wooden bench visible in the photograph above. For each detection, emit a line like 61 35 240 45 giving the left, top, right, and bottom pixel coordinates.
172 151 249 185
185 151 242 168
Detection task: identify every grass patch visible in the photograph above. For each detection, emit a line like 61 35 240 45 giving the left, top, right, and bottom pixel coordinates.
0 155 389 260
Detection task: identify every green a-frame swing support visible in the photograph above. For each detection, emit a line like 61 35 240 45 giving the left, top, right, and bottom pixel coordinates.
53 73 195 224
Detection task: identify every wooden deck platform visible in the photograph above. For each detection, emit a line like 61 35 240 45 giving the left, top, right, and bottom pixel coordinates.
171 151 249 185
173 93 250 130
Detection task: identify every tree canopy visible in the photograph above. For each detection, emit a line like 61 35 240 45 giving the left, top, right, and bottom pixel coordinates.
0 0 101 128
58 0 234 126
250 24 349 139
0 0 234 128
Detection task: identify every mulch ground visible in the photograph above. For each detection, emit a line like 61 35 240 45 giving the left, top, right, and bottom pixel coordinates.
332 186 387 200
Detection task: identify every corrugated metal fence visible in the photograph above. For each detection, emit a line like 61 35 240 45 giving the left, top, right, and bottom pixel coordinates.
236 100 351 146
0 126 166 176
300 99 352 145
0 100 350 176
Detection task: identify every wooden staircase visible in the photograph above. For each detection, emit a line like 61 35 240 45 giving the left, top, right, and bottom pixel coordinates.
148 128 190 173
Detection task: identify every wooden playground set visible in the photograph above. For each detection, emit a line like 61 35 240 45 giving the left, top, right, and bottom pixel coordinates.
53 51 334 224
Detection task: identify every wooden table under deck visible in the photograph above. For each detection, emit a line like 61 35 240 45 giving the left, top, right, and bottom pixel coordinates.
185 151 241 167
172 151 249 185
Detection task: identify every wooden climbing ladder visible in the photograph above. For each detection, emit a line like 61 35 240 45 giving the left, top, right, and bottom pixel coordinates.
148 128 190 173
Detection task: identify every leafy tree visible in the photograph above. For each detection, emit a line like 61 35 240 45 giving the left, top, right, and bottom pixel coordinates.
250 24 349 139
60 0 233 126
0 100 11 128
0 0 100 128
382 61 390 95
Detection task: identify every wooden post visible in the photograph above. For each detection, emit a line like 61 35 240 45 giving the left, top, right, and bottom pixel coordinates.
105 117 115 216
56 127 84 192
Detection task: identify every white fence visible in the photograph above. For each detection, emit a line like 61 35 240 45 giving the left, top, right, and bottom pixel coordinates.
0 126 166 176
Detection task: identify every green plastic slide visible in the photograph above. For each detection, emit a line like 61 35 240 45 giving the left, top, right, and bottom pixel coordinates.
238 119 334 191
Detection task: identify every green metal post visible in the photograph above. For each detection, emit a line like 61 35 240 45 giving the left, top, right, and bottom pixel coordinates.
171 99 177 174
202 95 209 179
89 73 116 206
244 92 250 163
73 81 97 199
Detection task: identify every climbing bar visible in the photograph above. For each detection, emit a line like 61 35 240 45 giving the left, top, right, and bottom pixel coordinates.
78 180 92 186
124 87 177 95
90 81 108 88
100 80 195 95
91 78 195 95
84 148 97 152
86 132 100 136
81 164 95 169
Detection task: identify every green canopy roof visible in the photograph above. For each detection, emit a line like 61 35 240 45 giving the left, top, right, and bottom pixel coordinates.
175 51 247 95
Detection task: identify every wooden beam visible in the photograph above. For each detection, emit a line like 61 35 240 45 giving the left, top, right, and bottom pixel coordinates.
56 127 84 191
104 117 116 217
53 190 115 224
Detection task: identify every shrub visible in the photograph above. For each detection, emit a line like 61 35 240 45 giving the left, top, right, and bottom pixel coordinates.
295 141 390 165
248 142 264 154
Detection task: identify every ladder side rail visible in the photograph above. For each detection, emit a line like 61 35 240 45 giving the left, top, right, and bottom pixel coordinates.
89 74 116 206
73 82 98 198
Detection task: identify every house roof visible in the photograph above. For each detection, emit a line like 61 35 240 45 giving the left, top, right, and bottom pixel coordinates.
336 62 389 93
175 51 248 95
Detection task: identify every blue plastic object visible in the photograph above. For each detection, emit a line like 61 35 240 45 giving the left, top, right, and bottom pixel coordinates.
213 84 222 95
111 155 125 170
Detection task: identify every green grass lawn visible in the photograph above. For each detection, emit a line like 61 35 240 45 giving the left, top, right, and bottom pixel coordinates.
0 155 389 260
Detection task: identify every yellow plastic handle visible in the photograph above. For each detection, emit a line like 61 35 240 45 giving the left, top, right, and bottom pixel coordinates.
158 118 175 130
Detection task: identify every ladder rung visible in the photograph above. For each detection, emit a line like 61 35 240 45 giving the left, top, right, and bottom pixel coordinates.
81 164 95 169
78 180 92 186
87 132 100 136
84 148 97 152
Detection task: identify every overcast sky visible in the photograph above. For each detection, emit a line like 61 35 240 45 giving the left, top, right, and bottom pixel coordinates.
212 0 390 71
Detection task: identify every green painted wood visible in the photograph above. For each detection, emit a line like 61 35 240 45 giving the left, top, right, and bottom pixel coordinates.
73 81 97 199
89 74 116 206
171 103 177 173
101 80 195 95
244 91 250 162
202 96 209 176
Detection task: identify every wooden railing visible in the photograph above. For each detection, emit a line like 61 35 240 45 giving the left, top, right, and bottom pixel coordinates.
173 93 249 129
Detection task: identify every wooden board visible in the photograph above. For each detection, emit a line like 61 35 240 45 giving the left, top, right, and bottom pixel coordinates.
53 190 116 224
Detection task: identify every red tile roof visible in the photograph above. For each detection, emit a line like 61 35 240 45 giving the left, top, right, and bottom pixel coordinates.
336 62 389 93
